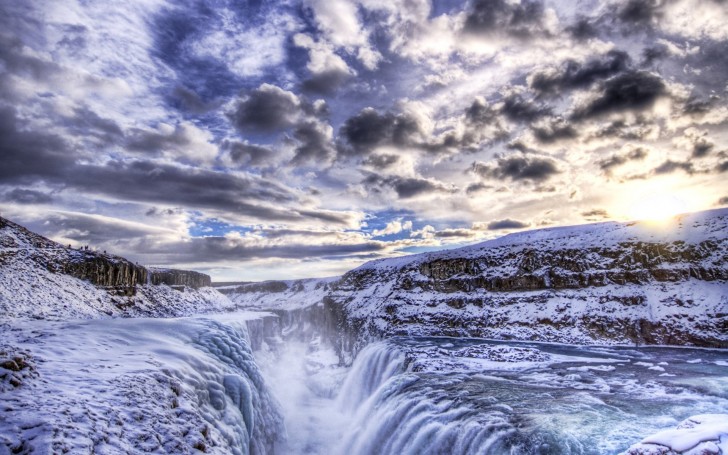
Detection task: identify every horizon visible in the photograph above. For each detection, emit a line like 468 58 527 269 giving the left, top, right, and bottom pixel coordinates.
1 0 727 281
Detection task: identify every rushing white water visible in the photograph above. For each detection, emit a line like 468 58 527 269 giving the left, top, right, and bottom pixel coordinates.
4 310 726 454
257 332 728 455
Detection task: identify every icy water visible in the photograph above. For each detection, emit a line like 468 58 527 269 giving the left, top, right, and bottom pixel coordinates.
265 336 728 455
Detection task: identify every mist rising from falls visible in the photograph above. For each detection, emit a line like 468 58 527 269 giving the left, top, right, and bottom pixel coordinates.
251 311 728 455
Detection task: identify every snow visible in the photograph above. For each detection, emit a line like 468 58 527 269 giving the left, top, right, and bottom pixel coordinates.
625 414 728 454
223 277 338 311
354 208 728 273
0 314 284 454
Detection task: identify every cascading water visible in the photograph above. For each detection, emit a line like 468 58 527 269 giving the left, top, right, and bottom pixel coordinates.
252 312 728 455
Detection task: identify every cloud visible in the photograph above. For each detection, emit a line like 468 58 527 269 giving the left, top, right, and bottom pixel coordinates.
372 218 412 237
581 209 609 220
293 33 353 95
227 84 303 133
170 86 218 114
0 106 75 183
471 155 560 183
484 219 530 230
463 0 550 38
499 92 551 123
718 196 728 206
653 159 694 175
221 140 275 168
529 50 631 97
361 154 400 169
598 147 648 173
614 0 664 27
571 71 667 120
2 188 53 204
291 121 336 165
339 107 425 155
363 174 455 199
530 117 577 143
305 0 382 70
125 121 217 163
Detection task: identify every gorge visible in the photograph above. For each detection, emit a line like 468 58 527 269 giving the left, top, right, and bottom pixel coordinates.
1 210 727 454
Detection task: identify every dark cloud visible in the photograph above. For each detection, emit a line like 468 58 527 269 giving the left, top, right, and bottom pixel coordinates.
0 34 60 82
716 161 728 173
530 50 631 96
170 85 218 114
718 196 728 206
594 119 654 140
2 188 53 204
227 84 302 133
571 71 666 120
435 229 476 238
486 219 529 230
222 140 274 167
290 121 335 165
653 160 694 175
68 106 123 139
339 108 424 155
391 178 452 199
531 117 577 143
465 98 500 125
566 16 599 39
682 96 720 116
465 182 491 194
471 155 560 182
500 93 551 123
463 0 547 38
692 139 714 158
581 209 609 219
159 236 388 262
598 147 648 172
362 154 400 169
641 44 669 66
301 69 351 95
0 106 75 183
614 0 663 26
363 174 454 199
125 123 208 157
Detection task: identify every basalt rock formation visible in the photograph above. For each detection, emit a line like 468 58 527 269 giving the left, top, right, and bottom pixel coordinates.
0 216 210 296
323 210 728 349
149 268 211 289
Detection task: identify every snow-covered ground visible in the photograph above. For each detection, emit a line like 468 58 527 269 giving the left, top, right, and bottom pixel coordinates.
219 277 338 311
0 314 283 454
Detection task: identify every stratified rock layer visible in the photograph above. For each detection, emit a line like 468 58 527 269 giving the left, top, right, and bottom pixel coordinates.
323 210 728 349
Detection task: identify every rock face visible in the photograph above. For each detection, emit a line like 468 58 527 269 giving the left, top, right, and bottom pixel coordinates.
325 209 728 349
0 216 222 318
149 268 211 289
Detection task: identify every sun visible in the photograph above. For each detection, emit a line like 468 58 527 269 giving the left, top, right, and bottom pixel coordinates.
625 193 691 222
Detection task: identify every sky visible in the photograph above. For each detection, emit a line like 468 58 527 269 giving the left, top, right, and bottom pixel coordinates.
0 0 727 281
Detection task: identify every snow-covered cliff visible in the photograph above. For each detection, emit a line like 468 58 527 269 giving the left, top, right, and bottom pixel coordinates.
324 209 728 348
0 216 233 319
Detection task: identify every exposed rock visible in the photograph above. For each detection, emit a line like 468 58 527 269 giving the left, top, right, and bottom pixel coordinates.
324 210 728 349
149 268 211 289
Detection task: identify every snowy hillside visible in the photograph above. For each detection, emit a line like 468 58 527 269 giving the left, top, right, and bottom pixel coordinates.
328 209 728 348
218 277 339 311
0 216 235 319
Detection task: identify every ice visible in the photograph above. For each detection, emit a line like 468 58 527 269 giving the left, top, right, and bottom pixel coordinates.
625 414 728 454
0 315 284 454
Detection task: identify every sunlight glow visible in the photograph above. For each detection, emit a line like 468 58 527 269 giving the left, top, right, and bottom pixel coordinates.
626 193 691 222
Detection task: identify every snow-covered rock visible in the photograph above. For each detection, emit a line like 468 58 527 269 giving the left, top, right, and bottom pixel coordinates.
327 209 728 348
625 414 728 454
0 216 235 319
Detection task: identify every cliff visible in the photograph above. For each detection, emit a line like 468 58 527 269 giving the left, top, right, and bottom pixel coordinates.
149 268 211 289
0 216 227 319
323 209 728 348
